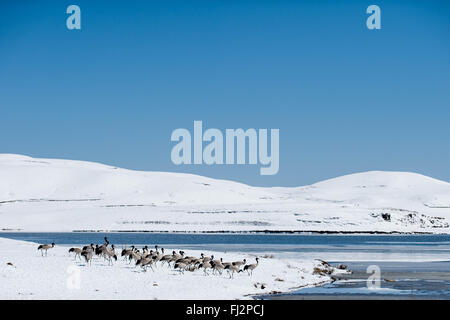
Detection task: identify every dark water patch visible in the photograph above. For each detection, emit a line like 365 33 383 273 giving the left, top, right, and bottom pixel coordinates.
1 232 450 247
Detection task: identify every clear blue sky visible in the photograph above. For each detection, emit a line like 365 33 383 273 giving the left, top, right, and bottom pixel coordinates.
1 0 449 186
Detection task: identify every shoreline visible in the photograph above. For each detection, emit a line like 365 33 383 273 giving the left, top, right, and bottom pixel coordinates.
0 237 343 300
0 230 442 235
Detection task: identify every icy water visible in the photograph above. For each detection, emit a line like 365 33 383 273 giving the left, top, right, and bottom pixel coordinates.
269 261 450 300
1 232 450 299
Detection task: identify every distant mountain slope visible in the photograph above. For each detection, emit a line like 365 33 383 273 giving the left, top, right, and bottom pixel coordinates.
0 154 273 206
0 154 449 233
284 170 450 208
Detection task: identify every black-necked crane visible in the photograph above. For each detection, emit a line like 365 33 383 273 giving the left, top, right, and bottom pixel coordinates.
136 255 154 272
153 248 165 267
225 264 242 279
104 245 117 266
37 243 55 256
128 249 142 265
198 261 213 275
81 247 94 266
243 258 259 276
68 247 82 260
211 260 224 275
160 250 174 267
174 262 188 274
121 245 135 261
95 237 110 256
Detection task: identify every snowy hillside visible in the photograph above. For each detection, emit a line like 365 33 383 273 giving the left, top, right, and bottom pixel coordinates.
1 154 450 233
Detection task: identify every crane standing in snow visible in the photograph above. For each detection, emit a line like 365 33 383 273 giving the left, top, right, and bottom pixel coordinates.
68 247 82 260
37 243 55 256
243 258 259 276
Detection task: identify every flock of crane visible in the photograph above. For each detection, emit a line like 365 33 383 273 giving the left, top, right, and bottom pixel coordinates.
38 237 259 279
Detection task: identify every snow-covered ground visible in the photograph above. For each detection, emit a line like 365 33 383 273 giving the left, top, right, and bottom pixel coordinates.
1 154 450 233
0 237 338 300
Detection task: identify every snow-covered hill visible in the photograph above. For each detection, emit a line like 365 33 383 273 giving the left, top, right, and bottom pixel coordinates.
1 154 450 233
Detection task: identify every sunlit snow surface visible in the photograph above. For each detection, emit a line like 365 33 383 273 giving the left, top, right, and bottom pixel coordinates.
0 237 339 300
1 154 450 233
2 233 450 299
